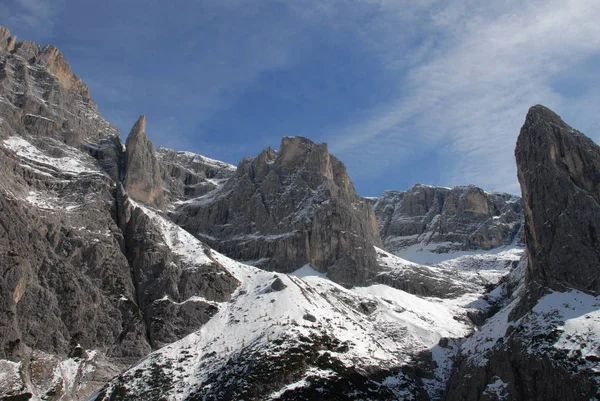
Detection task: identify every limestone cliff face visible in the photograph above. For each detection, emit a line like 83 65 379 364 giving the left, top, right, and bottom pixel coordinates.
172 136 382 286
0 26 122 181
516 105 600 300
0 26 16 52
157 146 236 202
116 185 239 349
371 184 522 254
37 45 91 96
0 26 238 399
445 105 600 401
123 116 165 208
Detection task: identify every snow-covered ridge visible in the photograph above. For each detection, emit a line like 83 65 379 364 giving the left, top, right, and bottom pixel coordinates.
156 146 236 171
95 202 501 400
2 136 104 176
460 284 600 384
130 200 213 269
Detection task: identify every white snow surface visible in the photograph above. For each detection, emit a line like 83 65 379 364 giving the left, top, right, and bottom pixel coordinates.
131 200 213 268
2 136 103 176
395 242 522 266
483 376 509 400
0 349 112 401
531 290 600 361
461 287 600 374
101 202 491 400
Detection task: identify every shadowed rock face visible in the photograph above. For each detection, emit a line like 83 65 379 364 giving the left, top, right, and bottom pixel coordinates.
516 105 600 301
370 184 522 254
445 105 600 401
0 26 238 399
123 116 165 208
157 147 236 202
116 185 239 349
172 136 382 287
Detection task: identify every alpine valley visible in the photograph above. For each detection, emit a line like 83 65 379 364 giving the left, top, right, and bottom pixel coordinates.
0 26 599 401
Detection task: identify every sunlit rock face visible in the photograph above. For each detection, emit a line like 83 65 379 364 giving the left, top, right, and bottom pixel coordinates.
123 116 165 208
173 136 382 287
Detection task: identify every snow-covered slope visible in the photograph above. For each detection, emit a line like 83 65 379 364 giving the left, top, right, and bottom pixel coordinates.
445 257 600 400
373 245 523 299
93 202 508 401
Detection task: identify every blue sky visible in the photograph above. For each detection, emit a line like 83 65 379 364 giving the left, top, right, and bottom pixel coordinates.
3 0 600 196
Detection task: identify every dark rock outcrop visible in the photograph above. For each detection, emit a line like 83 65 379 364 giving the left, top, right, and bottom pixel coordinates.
445 105 600 400
370 184 522 255
0 142 152 401
0 26 238 399
172 136 382 287
116 184 239 348
516 105 600 301
157 146 236 202
446 326 599 401
123 116 165 208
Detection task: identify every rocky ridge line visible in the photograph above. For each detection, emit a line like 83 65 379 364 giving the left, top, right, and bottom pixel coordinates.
369 184 522 256
172 136 382 287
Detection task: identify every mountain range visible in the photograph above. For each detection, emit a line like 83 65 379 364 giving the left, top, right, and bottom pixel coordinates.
0 25 599 401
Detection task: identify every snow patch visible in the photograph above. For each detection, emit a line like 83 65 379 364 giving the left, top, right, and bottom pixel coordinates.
3 136 103 176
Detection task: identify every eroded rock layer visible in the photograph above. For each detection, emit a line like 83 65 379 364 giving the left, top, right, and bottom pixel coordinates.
172 136 382 287
370 184 522 255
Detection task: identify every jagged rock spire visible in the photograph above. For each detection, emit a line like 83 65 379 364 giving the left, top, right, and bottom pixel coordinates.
516 104 600 303
123 116 165 208
0 26 16 52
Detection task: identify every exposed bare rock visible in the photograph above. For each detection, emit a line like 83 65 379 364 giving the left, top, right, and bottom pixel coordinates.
0 26 16 52
172 136 382 287
0 26 236 399
37 45 91 96
123 116 165 208
516 105 600 303
270 277 287 291
0 26 123 181
0 143 151 366
370 184 522 256
156 146 236 202
445 106 600 401
116 184 239 348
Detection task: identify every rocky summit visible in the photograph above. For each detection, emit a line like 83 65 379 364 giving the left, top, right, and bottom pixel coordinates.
516 105 600 302
1 25 600 401
445 106 600 401
172 136 382 287
123 116 165 208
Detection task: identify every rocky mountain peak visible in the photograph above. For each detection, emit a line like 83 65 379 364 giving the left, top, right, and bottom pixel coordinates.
36 44 91 98
128 115 147 138
516 104 600 303
0 26 16 52
123 116 165 208
172 136 381 286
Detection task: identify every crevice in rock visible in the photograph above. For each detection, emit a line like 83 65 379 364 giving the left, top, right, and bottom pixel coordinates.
111 183 154 349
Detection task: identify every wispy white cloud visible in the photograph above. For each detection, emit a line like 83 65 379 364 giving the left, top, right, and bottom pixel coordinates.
6 0 598 195
3 0 63 36
328 0 600 194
